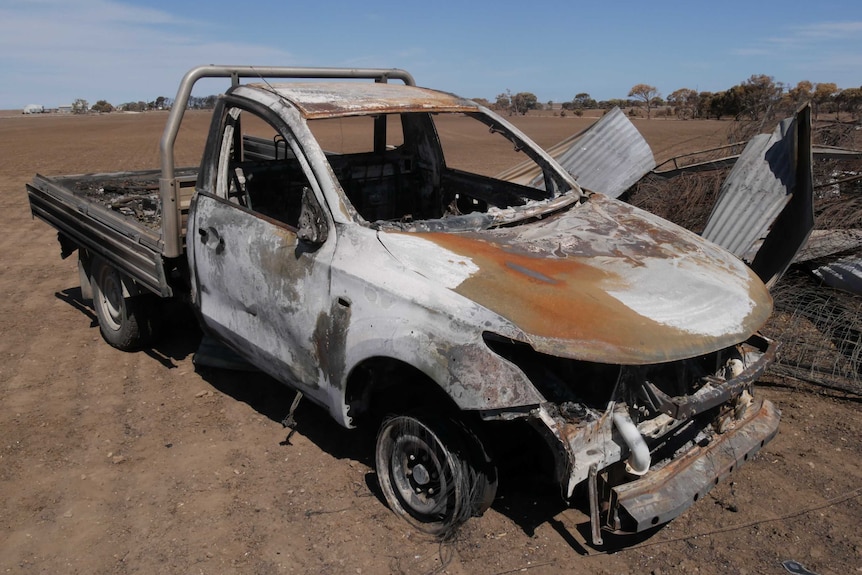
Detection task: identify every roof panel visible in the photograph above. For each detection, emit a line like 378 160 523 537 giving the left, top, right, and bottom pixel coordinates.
244 82 479 118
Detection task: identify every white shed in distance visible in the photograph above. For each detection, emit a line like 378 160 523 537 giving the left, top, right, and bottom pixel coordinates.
23 104 44 114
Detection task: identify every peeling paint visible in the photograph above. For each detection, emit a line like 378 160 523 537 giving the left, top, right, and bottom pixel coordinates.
375 232 479 289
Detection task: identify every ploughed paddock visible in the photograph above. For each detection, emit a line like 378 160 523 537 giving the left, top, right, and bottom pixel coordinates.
27 66 779 543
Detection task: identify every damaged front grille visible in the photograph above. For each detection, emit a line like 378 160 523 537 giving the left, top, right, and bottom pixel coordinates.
482 331 775 423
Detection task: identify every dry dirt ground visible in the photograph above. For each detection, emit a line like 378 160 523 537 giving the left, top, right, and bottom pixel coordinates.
1 109 861 575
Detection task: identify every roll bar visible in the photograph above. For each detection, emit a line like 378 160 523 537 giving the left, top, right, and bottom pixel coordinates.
158 65 415 257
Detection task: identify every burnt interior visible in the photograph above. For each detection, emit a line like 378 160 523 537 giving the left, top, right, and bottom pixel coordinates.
317 111 565 224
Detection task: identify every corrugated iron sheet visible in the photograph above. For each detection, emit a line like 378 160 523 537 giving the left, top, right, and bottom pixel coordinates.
703 106 814 287
811 256 862 295
497 107 655 199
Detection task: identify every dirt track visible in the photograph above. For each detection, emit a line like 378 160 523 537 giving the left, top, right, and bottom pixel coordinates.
1 110 860 575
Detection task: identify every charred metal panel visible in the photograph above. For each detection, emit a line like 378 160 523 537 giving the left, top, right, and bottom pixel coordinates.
528 341 778 530
811 146 862 160
329 224 546 419
637 334 774 419
796 229 862 295
189 193 340 409
533 404 619 494
244 82 479 119
749 106 815 287
497 107 656 199
703 106 814 287
27 177 170 297
380 194 772 365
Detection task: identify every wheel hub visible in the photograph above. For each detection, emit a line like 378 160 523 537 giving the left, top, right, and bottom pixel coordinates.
411 463 430 485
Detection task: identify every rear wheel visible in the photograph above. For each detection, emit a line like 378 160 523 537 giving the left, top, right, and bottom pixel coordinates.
91 260 158 350
375 412 496 537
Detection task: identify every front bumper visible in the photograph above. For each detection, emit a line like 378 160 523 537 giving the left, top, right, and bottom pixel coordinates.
527 335 780 544
606 397 780 533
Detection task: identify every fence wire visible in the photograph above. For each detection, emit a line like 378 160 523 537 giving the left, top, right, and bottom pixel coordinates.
765 270 862 395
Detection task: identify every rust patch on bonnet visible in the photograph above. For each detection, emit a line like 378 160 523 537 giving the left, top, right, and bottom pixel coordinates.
389 195 772 365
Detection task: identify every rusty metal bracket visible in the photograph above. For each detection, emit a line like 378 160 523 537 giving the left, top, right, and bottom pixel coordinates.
641 334 776 420
281 391 304 444
588 463 603 547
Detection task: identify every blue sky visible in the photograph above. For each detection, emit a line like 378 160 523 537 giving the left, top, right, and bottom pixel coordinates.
1 0 860 109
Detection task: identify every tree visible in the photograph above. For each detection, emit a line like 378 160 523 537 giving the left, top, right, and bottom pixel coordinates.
598 99 629 110
71 98 89 114
734 74 783 122
667 88 699 119
709 89 743 120
835 87 862 121
91 100 114 113
573 92 597 109
812 82 838 120
120 101 148 112
493 92 511 111
511 92 538 115
187 95 218 109
628 84 660 119
696 91 714 119
787 80 814 107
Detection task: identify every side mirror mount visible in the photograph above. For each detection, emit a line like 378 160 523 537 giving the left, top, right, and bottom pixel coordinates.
297 187 329 245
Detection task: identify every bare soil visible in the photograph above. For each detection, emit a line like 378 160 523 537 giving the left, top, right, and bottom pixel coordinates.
1 110 860 575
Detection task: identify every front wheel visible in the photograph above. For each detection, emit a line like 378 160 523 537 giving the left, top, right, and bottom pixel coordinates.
91 260 158 350
375 413 496 537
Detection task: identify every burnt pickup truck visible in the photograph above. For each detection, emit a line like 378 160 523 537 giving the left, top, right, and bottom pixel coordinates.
27 65 779 542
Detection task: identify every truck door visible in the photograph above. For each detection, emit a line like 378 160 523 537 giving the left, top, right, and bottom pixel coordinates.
188 103 337 393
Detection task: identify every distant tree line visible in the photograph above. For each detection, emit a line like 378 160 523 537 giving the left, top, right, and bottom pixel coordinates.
480 75 862 125
69 75 862 125
662 76 862 123
66 94 220 114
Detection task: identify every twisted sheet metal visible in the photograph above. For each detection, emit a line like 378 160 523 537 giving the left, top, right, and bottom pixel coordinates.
497 107 655 199
703 107 814 288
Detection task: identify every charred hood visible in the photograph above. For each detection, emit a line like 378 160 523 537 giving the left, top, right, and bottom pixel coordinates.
378 194 773 365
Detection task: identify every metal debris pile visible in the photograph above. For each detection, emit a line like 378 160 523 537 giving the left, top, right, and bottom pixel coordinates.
75 177 162 230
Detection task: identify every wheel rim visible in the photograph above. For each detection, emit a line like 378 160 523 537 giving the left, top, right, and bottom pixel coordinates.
376 416 467 533
97 269 124 331
389 432 450 517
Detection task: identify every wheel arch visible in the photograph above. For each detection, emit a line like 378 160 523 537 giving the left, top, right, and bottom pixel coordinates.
343 356 462 429
83 250 151 299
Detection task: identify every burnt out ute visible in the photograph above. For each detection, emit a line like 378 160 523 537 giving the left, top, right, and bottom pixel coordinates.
27 66 779 541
